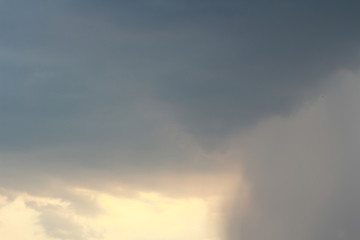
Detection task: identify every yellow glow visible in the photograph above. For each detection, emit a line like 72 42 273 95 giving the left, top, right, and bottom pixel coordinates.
0 198 52 240
94 191 220 240
0 175 239 240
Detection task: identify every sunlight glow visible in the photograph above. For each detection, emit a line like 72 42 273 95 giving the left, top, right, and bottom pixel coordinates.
0 188 223 240
95 191 219 240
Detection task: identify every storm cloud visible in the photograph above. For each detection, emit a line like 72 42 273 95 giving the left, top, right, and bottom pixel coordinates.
1 0 359 152
0 0 360 239
226 74 360 240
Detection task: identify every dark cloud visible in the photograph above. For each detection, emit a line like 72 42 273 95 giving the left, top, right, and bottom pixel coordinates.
157 0 360 143
1 0 359 152
0 1 360 239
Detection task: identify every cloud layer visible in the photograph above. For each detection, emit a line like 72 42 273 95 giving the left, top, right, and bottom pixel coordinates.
0 1 360 240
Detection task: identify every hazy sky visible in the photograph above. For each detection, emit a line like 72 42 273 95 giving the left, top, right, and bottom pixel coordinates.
0 1 359 240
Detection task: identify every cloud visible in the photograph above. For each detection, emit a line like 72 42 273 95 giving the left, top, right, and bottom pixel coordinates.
157 0 360 143
225 72 360 240
2 0 359 153
0 1 360 239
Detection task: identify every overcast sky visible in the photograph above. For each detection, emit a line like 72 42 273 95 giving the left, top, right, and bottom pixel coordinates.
0 1 359 240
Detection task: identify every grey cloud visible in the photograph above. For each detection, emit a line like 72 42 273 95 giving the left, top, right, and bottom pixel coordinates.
25 195 103 240
0 1 360 238
39 208 93 240
157 0 360 144
1 0 359 152
46 189 103 218
225 76 360 240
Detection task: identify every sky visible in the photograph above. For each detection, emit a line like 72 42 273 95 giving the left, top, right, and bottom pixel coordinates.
0 0 359 240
